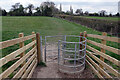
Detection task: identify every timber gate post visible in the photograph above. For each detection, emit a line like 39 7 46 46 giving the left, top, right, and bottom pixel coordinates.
36 33 42 63
19 33 25 67
99 32 107 72
83 31 87 47
80 32 83 53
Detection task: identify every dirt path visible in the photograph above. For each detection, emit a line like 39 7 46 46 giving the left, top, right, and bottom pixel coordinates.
32 63 94 78
32 43 94 78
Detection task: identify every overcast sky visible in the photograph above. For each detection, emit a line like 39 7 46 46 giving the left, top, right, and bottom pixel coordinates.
0 0 119 14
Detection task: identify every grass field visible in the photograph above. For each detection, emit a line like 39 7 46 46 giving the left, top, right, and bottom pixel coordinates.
2 16 101 41
2 16 119 58
2 16 101 55
80 16 119 21
2 16 103 58
1 16 120 74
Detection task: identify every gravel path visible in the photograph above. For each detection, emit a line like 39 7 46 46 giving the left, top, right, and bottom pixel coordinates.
32 62 94 78
32 43 94 78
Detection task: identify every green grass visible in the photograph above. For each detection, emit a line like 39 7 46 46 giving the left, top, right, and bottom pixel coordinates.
2 16 101 37
79 16 119 21
2 16 101 55
2 16 119 60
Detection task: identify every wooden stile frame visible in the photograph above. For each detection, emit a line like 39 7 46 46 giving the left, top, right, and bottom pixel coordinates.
0 32 42 79
85 31 120 78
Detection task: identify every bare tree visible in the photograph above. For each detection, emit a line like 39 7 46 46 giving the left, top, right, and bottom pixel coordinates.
99 10 107 16
84 11 89 16
9 3 24 16
11 3 20 11
41 1 55 8
75 9 83 15
26 4 34 16
40 1 58 16
109 12 112 17
0 8 7 16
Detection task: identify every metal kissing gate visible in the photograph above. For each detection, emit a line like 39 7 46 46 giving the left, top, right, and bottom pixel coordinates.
41 35 87 74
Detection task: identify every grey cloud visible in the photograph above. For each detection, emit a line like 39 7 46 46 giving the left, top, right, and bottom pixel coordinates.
0 0 118 14
55 2 118 7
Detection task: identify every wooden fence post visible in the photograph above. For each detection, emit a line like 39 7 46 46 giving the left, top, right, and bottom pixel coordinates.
83 31 87 47
80 32 83 51
83 31 87 41
36 33 41 63
99 32 107 68
19 33 25 67
32 31 35 48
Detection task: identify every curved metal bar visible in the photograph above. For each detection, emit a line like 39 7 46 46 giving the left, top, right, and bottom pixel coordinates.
62 39 87 44
64 53 85 57
46 35 64 37
63 54 86 60
58 66 85 74
60 48 86 52
57 35 87 74
58 60 85 68
65 35 86 39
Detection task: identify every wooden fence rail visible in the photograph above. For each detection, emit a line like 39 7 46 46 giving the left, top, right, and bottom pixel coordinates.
87 34 120 43
83 31 120 78
0 34 36 49
0 32 41 79
0 31 119 79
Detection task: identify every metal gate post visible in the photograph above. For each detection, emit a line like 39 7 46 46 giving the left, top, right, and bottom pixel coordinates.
63 35 66 63
58 40 60 65
45 36 46 62
84 37 87 67
78 36 80 60
74 43 77 71
40 36 43 61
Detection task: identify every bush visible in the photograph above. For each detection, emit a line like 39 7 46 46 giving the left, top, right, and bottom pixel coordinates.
55 15 119 36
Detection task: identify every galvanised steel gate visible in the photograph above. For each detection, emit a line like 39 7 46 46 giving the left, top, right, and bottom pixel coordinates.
58 35 87 74
44 35 65 62
41 35 87 74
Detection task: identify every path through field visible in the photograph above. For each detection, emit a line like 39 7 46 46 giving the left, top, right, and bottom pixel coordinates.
32 44 94 78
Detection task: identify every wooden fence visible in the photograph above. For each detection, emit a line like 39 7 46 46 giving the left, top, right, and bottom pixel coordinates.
0 32 41 79
0 31 120 79
82 31 120 78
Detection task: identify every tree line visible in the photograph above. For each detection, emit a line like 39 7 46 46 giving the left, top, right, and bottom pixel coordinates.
65 8 120 17
0 1 120 17
0 2 60 16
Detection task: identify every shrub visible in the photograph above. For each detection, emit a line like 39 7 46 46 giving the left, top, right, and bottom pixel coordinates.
55 15 119 37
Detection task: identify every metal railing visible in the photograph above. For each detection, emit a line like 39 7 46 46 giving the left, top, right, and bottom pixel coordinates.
58 35 87 74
